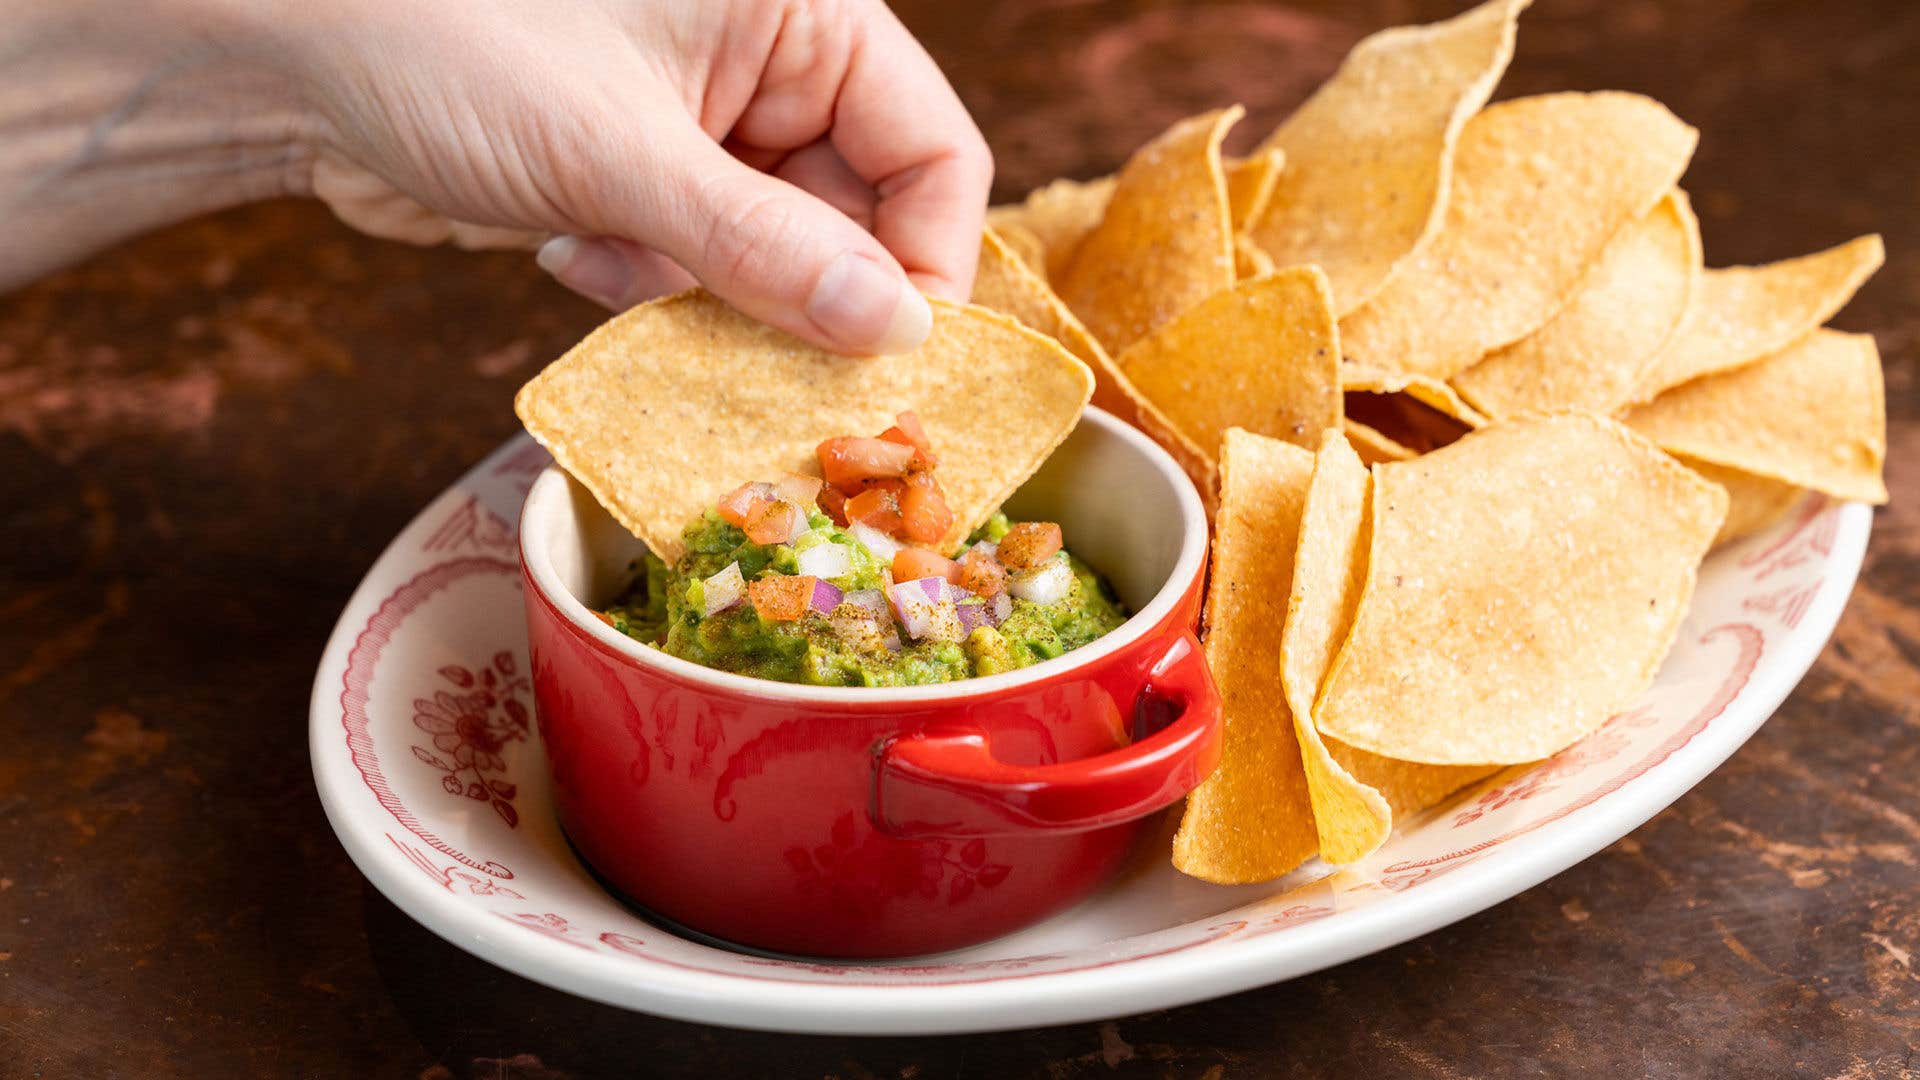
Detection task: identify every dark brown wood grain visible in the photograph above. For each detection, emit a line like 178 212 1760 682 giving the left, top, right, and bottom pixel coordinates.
2 2 1915 1076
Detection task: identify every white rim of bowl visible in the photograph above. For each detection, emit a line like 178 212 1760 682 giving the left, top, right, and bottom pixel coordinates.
518 406 1211 704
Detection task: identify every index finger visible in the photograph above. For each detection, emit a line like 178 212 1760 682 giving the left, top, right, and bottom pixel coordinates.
828 4 993 302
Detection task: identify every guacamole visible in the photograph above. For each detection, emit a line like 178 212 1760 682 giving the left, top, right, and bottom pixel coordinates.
602 510 1128 686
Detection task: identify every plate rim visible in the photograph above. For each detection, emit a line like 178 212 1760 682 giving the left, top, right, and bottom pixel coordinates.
310 437 1872 1035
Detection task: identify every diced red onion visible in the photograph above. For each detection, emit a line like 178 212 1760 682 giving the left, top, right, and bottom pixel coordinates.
842 588 887 615
970 539 998 560
955 601 991 633
939 581 973 605
806 578 843 616
796 542 853 580
1007 558 1073 605
828 592 901 652
850 521 902 562
702 561 746 616
777 499 810 545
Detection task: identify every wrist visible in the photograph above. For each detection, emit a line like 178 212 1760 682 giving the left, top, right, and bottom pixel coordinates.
0 0 322 289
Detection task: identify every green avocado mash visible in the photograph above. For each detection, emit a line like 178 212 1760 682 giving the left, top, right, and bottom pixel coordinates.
601 511 1128 686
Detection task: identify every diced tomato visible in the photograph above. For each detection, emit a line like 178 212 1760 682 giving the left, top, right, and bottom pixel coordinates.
898 469 954 544
748 575 817 621
817 485 848 526
844 483 904 534
997 522 1063 569
818 436 915 491
716 482 772 528
878 410 938 468
594 611 619 628
773 473 823 508
956 548 1007 597
893 547 958 584
743 499 801 545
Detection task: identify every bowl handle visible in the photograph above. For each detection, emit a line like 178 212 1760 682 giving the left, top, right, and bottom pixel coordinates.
872 630 1223 838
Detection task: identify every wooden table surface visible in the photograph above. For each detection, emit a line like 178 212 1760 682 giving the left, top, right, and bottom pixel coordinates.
3 1 1915 1076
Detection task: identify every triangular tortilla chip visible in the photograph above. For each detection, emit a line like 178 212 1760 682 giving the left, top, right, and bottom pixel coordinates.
969 229 1216 498
1453 190 1701 418
1115 266 1341 464
1344 419 1416 464
1625 329 1888 503
986 175 1116 283
1173 430 1319 883
1316 415 1726 764
1674 454 1807 548
1249 0 1527 314
1629 234 1885 402
1339 92 1698 379
1225 148 1286 233
1280 432 1393 863
1057 107 1240 352
515 291 1093 560
990 222 1050 283
1343 361 1488 428
1233 234 1276 281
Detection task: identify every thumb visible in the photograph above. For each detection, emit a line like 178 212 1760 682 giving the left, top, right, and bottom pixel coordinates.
570 121 932 356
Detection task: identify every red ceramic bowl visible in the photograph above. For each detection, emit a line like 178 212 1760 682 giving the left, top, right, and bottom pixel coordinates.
519 407 1220 958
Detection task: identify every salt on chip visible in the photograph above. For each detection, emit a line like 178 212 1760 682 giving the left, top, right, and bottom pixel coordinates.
1674 454 1806 548
1314 414 1726 765
1225 148 1286 233
1453 190 1701 419
987 175 1117 284
1339 92 1698 379
1116 266 1341 464
1344 419 1416 464
1248 0 1527 315
515 291 1093 561
1629 234 1885 402
1625 329 1888 503
1173 430 1319 883
1057 107 1240 353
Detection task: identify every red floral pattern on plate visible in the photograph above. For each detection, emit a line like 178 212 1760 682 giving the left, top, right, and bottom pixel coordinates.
410 650 531 827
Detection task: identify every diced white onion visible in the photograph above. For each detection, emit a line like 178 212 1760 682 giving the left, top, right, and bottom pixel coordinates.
795 541 853 580
702 561 746 616
1007 558 1073 605
850 522 903 562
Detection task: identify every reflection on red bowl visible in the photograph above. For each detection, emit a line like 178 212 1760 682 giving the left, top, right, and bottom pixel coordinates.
519 408 1219 958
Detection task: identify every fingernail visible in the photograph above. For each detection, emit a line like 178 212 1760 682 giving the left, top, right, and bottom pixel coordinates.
537 235 633 309
807 252 932 355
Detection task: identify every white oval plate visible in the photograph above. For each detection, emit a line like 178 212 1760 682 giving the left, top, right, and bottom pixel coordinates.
311 434 1869 1035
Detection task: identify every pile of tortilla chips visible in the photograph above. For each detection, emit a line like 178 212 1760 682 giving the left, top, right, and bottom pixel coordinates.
981 0 1887 883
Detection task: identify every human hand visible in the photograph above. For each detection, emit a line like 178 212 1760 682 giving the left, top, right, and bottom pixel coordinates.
285 0 991 354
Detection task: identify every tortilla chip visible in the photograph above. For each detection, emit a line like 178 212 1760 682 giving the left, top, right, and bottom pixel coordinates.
1343 362 1488 428
1115 266 1341 464
1328 748 1500 819
1629 234 1885 402
1057 107 1240 352
1675 454 1807 548
1249 0 1527 315
1315 414 1726 764
1173 430 1319 883
1234 234 1276 281
986 175 1117 283
1344 419 1416 464
1226 148 1286 233
1625 329 1888 503
970 228 1216 496
1280 432 1391 863
992 222 1050 283
1339 92 1698 379
515 291 1093 561
1453 190 1701 419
